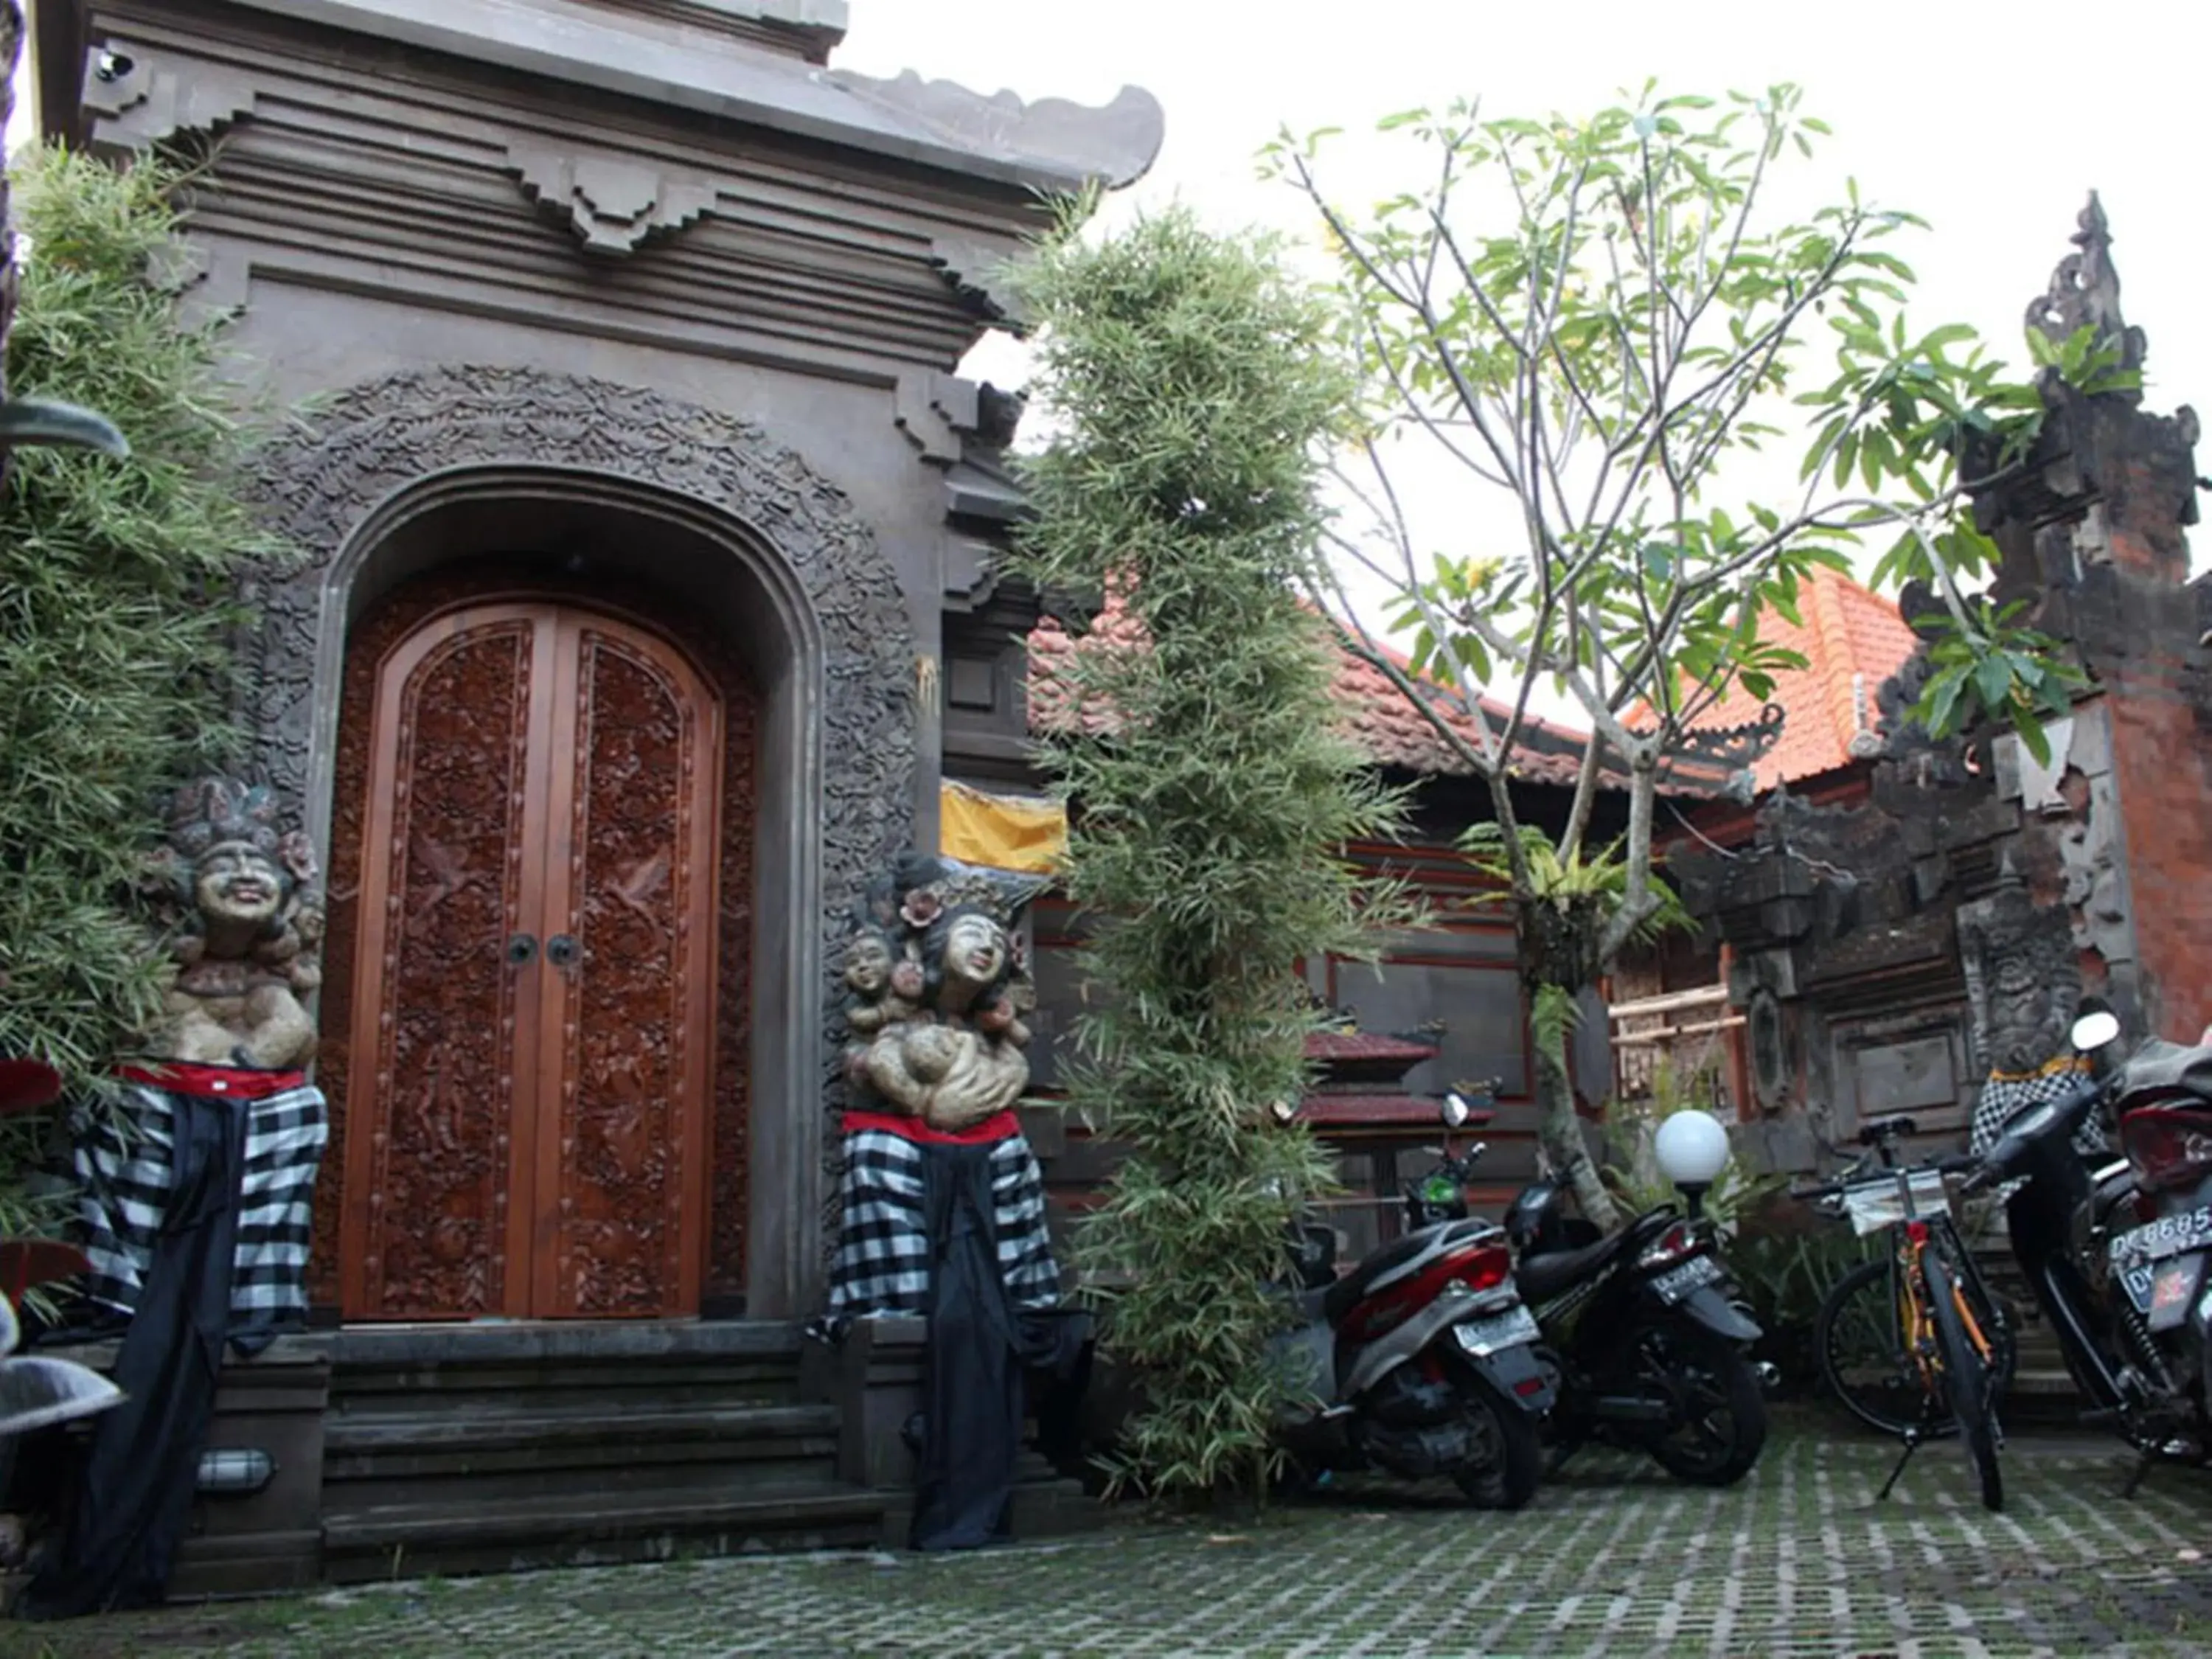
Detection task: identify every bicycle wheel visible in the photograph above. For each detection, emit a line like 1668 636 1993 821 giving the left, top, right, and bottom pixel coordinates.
1818 1258 1942 1437
1818 1255 2017 1438
1924 1250 2003 1512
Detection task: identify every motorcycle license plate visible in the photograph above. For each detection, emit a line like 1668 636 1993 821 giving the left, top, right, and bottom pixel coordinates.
1651 1253 1724 1305
2108 1204 2212 1270
1451 1305 1540 1357
2119 1252 2207 1331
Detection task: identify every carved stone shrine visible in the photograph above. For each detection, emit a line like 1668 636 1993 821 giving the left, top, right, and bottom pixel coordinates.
23 0 1156 1594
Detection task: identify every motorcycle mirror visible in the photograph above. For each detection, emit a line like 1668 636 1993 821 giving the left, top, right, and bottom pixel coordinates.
1441 1093 1471 1129
2070 1009 2122 1054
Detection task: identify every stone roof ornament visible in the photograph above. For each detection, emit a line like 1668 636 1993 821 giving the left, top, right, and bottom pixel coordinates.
2025 192 2146 394
208 0 1165 198
829 70 1166 195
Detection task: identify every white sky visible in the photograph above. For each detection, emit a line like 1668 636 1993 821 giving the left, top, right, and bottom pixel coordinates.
836 0 2208 422
838 0 2211 720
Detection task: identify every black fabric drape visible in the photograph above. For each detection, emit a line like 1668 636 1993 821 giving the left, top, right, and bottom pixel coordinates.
18 1091 246 1619
907 1140 1090 1551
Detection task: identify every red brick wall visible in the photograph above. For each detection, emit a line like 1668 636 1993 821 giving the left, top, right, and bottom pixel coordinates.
2106 671 2212 1042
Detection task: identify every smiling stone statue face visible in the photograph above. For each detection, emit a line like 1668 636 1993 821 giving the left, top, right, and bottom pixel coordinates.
193 842 287 930
944 911 1008 988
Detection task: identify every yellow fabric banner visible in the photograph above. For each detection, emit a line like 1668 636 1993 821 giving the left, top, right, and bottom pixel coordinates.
939 780 1067 874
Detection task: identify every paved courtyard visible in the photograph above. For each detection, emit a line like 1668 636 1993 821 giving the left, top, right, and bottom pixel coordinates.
10 1425 2212 1658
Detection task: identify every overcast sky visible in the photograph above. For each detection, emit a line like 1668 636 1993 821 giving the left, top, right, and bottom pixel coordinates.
836 0 2211 719
837 0 2208 422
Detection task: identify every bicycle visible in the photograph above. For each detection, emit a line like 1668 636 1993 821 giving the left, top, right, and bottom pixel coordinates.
1793 1113 2011 1512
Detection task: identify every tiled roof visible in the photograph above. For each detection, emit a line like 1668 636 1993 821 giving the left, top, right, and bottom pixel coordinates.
1633 572 1919 788
1025 598 1622 790
1304 1030 1439 1064
1291 1094 1462 1129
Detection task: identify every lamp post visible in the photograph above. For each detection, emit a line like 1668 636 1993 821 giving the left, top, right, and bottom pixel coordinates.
1654 1108 1732 1223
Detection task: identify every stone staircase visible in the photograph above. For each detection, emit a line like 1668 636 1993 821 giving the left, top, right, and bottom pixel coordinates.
1971 1245 2093 1424
316 1321 886 1583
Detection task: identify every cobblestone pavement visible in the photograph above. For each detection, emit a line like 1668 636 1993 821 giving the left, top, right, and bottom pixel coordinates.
12 1429 2212 1658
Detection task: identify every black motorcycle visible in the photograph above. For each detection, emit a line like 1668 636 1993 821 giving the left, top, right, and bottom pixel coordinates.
1950 1009 2199 1484
1500 1115 1770 1486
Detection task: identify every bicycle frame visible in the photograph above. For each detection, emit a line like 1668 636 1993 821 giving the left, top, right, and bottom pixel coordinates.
1890 1220 1997 1397
1867 1139 2005 1405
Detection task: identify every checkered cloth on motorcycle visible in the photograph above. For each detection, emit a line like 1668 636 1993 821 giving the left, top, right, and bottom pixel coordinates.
1969 1057 2110 1205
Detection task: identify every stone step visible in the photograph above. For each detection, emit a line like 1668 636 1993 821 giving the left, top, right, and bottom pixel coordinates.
321 1482 888 1582
323 1399 842 1502
324 1321 804 1394
322 1400 843 1489
325 1399 838 1458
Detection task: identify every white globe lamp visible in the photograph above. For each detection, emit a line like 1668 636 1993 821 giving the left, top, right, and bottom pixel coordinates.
1654 1108 1732 1220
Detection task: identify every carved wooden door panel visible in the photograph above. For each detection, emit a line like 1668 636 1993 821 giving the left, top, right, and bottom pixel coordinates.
530 614 720 1317
341 602 720 1321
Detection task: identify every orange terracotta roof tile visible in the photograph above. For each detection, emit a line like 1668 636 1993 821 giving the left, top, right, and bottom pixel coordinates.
1631 571 1918 788
1024 596 1606 788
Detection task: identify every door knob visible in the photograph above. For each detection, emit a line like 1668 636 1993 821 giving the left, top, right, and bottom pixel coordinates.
546 933 581 972
506 933 538 967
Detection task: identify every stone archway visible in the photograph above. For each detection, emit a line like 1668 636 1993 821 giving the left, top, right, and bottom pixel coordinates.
240 366 917 1316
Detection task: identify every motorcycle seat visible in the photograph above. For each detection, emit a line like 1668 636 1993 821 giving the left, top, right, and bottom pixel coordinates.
1514 1230 1633 1305
1322 1217 1497 1326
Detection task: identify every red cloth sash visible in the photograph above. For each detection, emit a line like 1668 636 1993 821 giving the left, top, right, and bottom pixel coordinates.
840 1108 1020 1146
116 1063 308 1100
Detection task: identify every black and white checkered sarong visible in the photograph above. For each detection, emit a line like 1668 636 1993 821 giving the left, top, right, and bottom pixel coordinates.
829 1126 1061 1317
1971 1059 2110 1161
73 1073 327 1326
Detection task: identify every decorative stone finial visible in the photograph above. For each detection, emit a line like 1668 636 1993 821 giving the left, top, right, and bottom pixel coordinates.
2025 192 2146 388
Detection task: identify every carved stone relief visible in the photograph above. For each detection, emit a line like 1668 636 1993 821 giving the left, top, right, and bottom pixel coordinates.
505 143 718 256
140 778 324 1071
1956 866 2081 1077
840 852 1046 1133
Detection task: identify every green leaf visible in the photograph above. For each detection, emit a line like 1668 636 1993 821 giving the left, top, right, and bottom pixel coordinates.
1923 667 1966 734
1974 653 2014 711
2014 712 2053 768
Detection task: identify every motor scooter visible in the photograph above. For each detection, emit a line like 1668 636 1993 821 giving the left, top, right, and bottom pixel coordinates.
2078 1012 2212 1469
1273 1092 1554 1509
1502 1109 1770 1486
1924 1010 2194 1492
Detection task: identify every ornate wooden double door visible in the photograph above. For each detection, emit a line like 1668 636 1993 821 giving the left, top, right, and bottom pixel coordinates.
339 600 723 1321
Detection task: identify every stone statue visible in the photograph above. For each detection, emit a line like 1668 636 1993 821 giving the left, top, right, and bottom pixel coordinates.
1956 862 2080 1079
140 778 323 1069
842 853 1044 1133
1958 860 2107 1169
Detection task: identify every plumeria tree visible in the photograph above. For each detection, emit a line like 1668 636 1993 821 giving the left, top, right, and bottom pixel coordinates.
1263 85 2120 1224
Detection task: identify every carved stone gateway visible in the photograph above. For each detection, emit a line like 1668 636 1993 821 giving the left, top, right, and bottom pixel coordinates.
239 365 917 1315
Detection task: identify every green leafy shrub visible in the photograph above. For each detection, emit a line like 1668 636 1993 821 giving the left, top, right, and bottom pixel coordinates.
0 146 282 1227
1009 201 1411 1503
